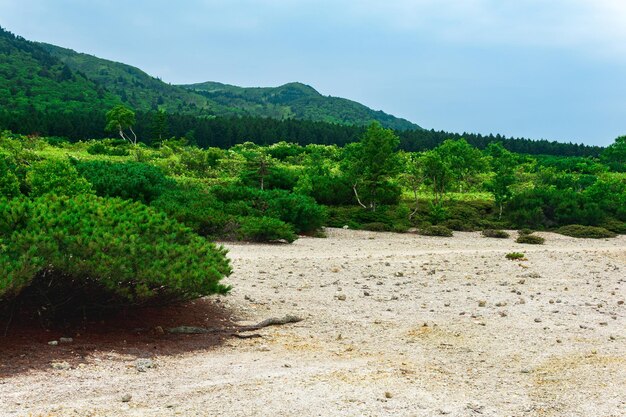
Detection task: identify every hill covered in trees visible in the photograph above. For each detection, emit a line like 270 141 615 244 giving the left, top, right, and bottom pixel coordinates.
0 26 605 157
38 40 419 130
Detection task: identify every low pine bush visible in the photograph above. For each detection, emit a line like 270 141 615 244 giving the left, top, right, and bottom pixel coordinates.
556 224 617 239
505 252 525 260
238 216 296 243
418 225 453 237
481 229 510 239
0 195 232 316
516 234 545 244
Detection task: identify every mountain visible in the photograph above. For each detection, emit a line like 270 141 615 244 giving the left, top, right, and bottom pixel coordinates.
39 42 420 130
0 27 119 134
180 81 420 131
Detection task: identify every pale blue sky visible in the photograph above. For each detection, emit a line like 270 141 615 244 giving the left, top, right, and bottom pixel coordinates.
1 0 625 146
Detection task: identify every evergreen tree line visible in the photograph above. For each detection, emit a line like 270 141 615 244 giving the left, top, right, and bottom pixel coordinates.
0 107 603 157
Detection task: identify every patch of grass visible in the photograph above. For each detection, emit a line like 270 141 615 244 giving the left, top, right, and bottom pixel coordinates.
505 252 525 260
556 224 617 239
418 225 453 237
481 229 510 238
516 234 545 245
518 228 535 236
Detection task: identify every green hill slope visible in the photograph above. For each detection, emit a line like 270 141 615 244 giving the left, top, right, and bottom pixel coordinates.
181 81 420 130
39 42 420 130
0 28 119 119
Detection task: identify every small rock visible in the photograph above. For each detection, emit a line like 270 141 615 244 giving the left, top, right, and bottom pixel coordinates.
337 294 346 301
534 318 542 323
135 358 155 372
364 291 371 296
153 326 165 335
59 337 73 344
478 300 486 307
384 391 393 399
48 340 59 346
121 394 132 403
342 225 349 229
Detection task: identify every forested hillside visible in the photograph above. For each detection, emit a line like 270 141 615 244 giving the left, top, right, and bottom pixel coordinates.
0 26 605 158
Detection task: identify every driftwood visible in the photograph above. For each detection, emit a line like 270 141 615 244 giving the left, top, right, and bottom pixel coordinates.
167 315 303 337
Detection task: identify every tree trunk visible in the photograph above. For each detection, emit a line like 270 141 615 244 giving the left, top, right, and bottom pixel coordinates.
353 184 367 209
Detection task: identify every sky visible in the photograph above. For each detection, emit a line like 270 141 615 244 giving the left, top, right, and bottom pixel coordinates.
1 0 625 146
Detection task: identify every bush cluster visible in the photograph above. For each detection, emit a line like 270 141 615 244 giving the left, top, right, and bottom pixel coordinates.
516 234 545 244
556 224 616 239
481 229 510 238
418 225 453 237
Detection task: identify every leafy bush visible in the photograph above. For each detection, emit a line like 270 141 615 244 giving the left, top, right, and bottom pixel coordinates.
481 229 510 238
152 186 236 239
211 185 326 234
600 218 626 234
87 142 130 156
418 225 453 237
26 159 92 197
0 156 21 198
0 195 232 314
556 225 617 239
516 234 545 244
443 219 474 231
361 222 392 232
518 228 535 236
77 160 173 204
505 252 525 260
237 216 296 243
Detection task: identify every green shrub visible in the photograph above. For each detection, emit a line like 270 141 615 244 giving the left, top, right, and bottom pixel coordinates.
0 195 231 313
77 160 173 204
427 202 449 224
516 234 545 244
418 225 453 237
238 216 296 243
26 159 92 197
0 156 20 198
556 224 617 239
361 222 392 232
152 186 236 239
481 229 510 238
505 252 525 260
87 142 130 156
443 219 474 231
210 185 326 234
518 228 535 236
600 218 626 234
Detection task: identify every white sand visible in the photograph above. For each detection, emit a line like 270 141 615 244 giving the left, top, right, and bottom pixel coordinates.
2 229 625 417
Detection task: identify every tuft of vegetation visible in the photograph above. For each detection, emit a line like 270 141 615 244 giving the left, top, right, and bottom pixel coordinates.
516 234 545 245
505 252 526 260
481 229 510 238
418 225 453 237
237 216 296 243
518 228 535 236
556 224 617 239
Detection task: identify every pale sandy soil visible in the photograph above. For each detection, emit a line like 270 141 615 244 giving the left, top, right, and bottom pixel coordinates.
1 229 625 417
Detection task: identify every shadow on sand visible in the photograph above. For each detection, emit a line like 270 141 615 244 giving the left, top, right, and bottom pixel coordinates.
0 297 239 377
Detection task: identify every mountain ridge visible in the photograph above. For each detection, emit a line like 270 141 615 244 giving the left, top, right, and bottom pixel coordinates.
37 41 421 130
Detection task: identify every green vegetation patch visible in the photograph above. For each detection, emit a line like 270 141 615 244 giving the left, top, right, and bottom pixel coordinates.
516 234 545 245
418 225 453 237
481 229 510 239
556 224 617 239
505 252 526 260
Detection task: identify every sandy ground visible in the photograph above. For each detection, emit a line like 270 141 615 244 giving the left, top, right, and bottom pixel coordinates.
1 228 625 417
